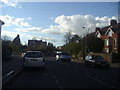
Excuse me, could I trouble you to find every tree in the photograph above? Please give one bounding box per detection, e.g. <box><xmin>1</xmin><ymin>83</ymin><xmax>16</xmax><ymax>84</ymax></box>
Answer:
<box><xmin>64</xmin><ymin>30</ymin><xmax>72</xmax><ymax>44</ymax></box>
<box><xmin>21</xmin><ymin>45</ymin><xmax>28</xmax><ymax>53</ymax></box>
<box><xmin>71</xmin><ymin>35</ymin><xmax>80</xmax><ymax>43</ymax></box>
<box><xmin>12</xmin><ymin>34</ymin><xmax>22</xmax><ymax>54</ymax></box>
<box><xmin>87</xmin><ymin>33</ymin><xmax>104</xmax><ymax>52</ymax></box>
<box><xmin>13</xmin><ymin>34</ymin><xmax>21</xmax><ymax>46</ymax></box>
<box><xmin>63</xmin><ymin>34</ymin><xmax>83</xmax><ymax>58</ymax></box>
<box><xmin>2</xmin><ymin>39</ymin><xmax>12</xmax><ymax>61</ymax></box>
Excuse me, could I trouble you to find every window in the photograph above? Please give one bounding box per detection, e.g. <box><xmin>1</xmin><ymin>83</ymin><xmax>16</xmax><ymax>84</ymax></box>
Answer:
<box><xmin>114</xmin><ymin>38</ymin><xmax>117</xmax><ymax>47</ymax></box>
<box><xmin>109</xmin><ymin>37</ymin><xmax>112</xmax><ymax>46</ymax></box>
<box><xmin>25</xmin><ymin>52</ymin><xmax>43</xmax><ymax>58</ymax></box>
<box><xmin>89</xmin><ymin>55</ymin><xmax>92</xmax><ymax>60</ymax></box>
<box><xmin>105</xmin><ymin>39</ymin><xmax>109</xmax><ymax>46</ymax></box>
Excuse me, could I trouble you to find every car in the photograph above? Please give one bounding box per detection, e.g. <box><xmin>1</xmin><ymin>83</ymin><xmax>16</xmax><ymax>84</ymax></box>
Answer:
<box><xmin>84</xmin><ymin>55</ymin><xmax>110</xmax><ymax>68</ymax></box>
<box><xmin>56</xmin><ymin>51</ymin><xmax>71</xmax><ymax>62</ymax></box>
<box><xmin>23</xmin><ymin>51</ymin><xmax>45</xmax><ymax>68</ymax></box>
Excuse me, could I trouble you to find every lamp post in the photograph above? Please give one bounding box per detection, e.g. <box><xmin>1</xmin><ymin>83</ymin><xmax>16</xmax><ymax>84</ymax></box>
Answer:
<box><xmin>83</xmin><ymin>26</ymin><xmax>89</xmax><ymax>57</ymax></box>
<box><xmin>0</xmin><ymin>20</ymin><xmax>4</xmax><ymax>38</ymax></box>
<box><xmin>0</xmin><ymin>20</ymin><xmax>4</xmax><ymax>90</ymax></box>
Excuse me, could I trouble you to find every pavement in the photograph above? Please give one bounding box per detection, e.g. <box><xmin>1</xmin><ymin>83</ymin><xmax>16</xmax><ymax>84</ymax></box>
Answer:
<box><xmin>110</xmin><ymin>63</ymin><xmax>120</xmax><ymax>68</ymax></box>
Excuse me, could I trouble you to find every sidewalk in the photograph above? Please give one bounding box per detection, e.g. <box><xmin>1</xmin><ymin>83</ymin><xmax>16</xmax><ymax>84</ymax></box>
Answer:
<box><xmin>110</xmin><ymin>63</ymin><xmax>120</xmax><ymax>68</ymax></box>
<box><xmin>2</xmin><ymin>55</ymin><xmax>23</xmax><ymax>76</ymax></box>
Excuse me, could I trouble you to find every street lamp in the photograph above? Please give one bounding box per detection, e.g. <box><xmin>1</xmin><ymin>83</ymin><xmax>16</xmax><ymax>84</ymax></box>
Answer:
<box><xmin>83</xmin><ymin>26</ymin><xmax>89</xmax><ymax>57</ymax></box>
<box><xmin>0</xmin><ymin>20</ymin><xmax>4</xmax><ymax>38</ymax></box>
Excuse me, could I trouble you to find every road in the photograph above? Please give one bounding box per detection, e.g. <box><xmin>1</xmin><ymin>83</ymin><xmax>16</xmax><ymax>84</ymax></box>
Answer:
<box><xmin>2</xmin><ymin>57</ymin><xmax>120</xmax><ymax>89</ymax></box>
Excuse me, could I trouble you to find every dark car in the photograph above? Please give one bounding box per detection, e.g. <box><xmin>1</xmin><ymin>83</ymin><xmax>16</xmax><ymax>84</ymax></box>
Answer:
<box><xmin>84</xmin><ymin>55</ymin><xmax>110</xmax><ymax>68</ymax></box>
<box><xmin>56</xmin><ymin>51</ymin><xmax>71</xmax><ymax>62</ymax></box>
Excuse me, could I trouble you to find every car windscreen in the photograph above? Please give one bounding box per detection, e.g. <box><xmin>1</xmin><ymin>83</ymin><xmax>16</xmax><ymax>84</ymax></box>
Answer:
<box><xmin>92</xmin><ymin>55</ymin><xmax>104</xmax><ymax>60</ymax></box>
<box><xmin>25</xmin><ymin>52</ymin><xmax>43</xmax><ymax>58</ymax></box>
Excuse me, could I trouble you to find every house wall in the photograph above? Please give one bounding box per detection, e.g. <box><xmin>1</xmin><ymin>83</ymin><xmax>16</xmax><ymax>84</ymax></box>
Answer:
<box><xmin>100</xmin><ymin>33</ymin><xmax>119</xmax><ymax>54</ymax></box>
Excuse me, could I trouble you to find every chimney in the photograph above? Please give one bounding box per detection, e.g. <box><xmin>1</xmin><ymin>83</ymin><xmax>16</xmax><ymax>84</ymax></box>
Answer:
<box><xmin>95</xmin><ymin>27</ymin><xmax>100</xmax><ymax>31</ymax></box>
<box><xmin>110</xmin><ymin>19</ymin><xmax>117</xmax><ymax>26</ymax></box>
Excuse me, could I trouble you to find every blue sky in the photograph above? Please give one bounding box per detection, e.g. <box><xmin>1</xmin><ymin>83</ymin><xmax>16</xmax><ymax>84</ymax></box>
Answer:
<box><xmin>0</xmin><ymin>1</ymin><xmax>118</xmax><ymax>46</ymax></box>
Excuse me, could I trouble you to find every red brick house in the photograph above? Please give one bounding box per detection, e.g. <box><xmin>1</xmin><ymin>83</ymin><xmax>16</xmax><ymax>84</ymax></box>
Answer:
<box><xmin>95</xmin><ymin>20</ymin><xmax>120</xmax><ymax>54</ymax></box>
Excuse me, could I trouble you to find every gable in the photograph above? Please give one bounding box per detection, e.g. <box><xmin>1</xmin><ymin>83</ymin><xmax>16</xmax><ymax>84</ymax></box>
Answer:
<box><xmin>105</xmin><ymin>28</ymin><xmax>114</xmax><ymax>37</ymax></box>
<box><xmin>96</xmin><ymin>31</ymin><xmax>101</xmax><ymax>38</ymax></box>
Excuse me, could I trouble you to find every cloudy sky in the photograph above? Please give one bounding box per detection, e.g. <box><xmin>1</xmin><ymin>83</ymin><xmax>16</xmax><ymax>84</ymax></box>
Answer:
<box><xmin>0</xmin><ymin>0</ymin><xmax>119</xmax><ymax>46</ymax></box>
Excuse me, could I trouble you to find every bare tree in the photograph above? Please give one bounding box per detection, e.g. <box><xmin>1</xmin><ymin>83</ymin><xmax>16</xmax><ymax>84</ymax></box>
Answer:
<box><xmin>64</xmin><ymin>30</ymin><xmax>72</xmax><ymax>44</ymax></box>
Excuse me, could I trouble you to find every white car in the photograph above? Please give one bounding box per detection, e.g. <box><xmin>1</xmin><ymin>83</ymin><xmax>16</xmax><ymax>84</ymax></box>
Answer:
<box><xmin>23</xmin><ymin>51</ymin><xmax>45</xmax><ymax>68</ymax></box>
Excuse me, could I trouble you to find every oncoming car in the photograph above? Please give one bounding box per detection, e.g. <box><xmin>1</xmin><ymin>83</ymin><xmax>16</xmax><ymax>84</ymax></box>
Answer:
<box><xmin>84</xmin><ymin>55</ymin><xmax>110</xmax><ymax>68</ymax></box>
<box><xmin>23</xmin><ymin>51</ymin><xmax>45</xmax><ymax>68</ymax></box>
<box><xmin>56</xmin><ymin>51</ymin><xmax>71</xmax><ymax>62</ymax></box>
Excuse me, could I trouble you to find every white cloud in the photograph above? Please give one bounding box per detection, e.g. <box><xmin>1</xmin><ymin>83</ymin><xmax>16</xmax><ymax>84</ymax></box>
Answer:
<box><xmin>15</xmin><ymin>27</ymin><xmax>42</xmax><ymax>32</ymax></box>
<box><xmin>49</xmin><ymin>15</ymin><xmax>118</xmax><ymax>36</ymax></box>
<box><xmin>41</xmin><ymin>25</ymin><xmax>64</xmax><ymax>35</ymax></box>
<box><xmin>1</xmin><ymin>30</ymin><xmax>57</xmax><ymax>44</ymax></box>
<box><xmin>0</xmin><ymin>0</ymin><xmax>21</xmax><ymax>8</ymax></box>
<box><xmin>1</xmin><ymin>30</ymin><xmax>18</xmax><ymax>40</ymax></box>
<box><xmin>14</xmin><ymin>14</ymin><xmax>118</xmax><ymax>37</ymax></box>
<box><xmin>1</xmin><ymin>14</ymin><xmax>117</xmax><ymax>46</ymax></box>
<box><xmin>0</xmin><ymin>15</ymin><xmax>31</xmax><ymax>27</ymax></box>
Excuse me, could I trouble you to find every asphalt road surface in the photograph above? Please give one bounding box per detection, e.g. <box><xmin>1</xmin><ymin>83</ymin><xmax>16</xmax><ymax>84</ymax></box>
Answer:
<box><xmin>3</xmin><ymin>57</ymin><xmax>120</xmax><ymax>89</ymax></box>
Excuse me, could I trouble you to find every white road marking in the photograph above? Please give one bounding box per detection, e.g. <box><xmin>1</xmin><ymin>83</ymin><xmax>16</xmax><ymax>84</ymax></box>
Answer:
<box><xmin>85</xmin><ymin>74</ymin><xmax>115</xmax><ymax>88</ymax></box>
<box><xmin>6</xmin><ymin>71</ymin><xmax>14</xmax><ymax>76</ymax></box>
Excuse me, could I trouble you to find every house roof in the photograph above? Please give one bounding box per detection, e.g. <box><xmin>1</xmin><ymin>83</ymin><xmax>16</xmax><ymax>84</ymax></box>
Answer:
<box><xmin>99</xmin><ymin>26</ymin><xmax>110</xmax><ymax>35</ymax></box>
<box><xmin>110</xmin><ymin>23</ymin><xmax>120</xmax><ymax>33</ymax></box>
<box><xmin>96</xmin><ymin>23</ymin><xmax>120</xmax><ymax>36</ymax></box>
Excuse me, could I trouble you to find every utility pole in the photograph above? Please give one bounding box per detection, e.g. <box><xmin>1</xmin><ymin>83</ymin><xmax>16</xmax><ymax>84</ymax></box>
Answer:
<box><xmin>0</xmin><ymin>20</ymin><xmax>4</xmax><ymax>90</ymax></box>
<box><xmin>0</xmin><ymin>20</ymin><xmax>4</xmax><ymax>38</ymax></box>
<box><xmin>83</xmin><ymin>26</ymin><xmax>89</xmax><ymax>57</ymax></box>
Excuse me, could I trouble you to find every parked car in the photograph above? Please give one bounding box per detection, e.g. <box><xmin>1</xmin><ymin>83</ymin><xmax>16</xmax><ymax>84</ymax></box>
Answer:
<box><xmin>84</xmin><ymin>55</ymin><xmax>110</xmax><ymax>68</ymax></box>
<box><xmin>56</xmin><ymin>51</ymin><xmax>71</xmax><ymax>62</ymax></box>
<box><xmin>23</xmin><ymin>51</ymin><xmax>45</xmax><ymax>68</ymax></box>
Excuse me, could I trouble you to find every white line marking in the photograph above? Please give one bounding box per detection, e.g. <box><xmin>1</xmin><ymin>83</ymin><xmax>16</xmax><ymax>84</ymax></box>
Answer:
<box><xmin>6</xmin><ymin>71</ymin><xmax>14</xmax><ymax>76</ymax></box>
<box><xmin>85</xmin><ymin>74</ymin><xmax>115</xmax><ymax>88</ymax></box>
